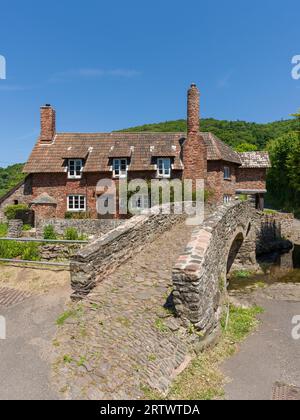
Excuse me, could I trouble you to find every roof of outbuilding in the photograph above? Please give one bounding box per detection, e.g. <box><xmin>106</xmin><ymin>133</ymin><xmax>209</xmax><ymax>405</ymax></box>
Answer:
<box><xmin>238</xmin><ymin>151</ymin><xmax>271</xmax><ymax>168</ymax></box>
<box><xmin>30</xmin><ymin>192</ymin><xmax>57</xmax><ymax>205</ymax></box>
<box><xmin>23</xmin><ymin>131</ymin><xmax>243</xmax><ymax>174</ymax></box>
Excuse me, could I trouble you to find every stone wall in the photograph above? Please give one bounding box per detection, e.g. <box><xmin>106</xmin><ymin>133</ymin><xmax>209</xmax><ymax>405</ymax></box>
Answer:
<box><xmin>172</xmin><ymin>200</ymin><xmax>255</xmax><ymax>338</ymax></box>
<box><xmin>36</xmin><ymin>218</ymin><xmax>124</xmax><ymax>238</ymax></box>
<box><xmin>40</xmin><ymin>243</ymin><xmax>83</xmax><ymax>261</ymax></box>
<box><xmin>70</xmin><ymin>205</ymin><xmax>186</xmax><ymax>298</ymax></box>
<box><xmin>254</xmin><ymin>211</ymin><xmax>293</xmax><ymax>255</ymax></box>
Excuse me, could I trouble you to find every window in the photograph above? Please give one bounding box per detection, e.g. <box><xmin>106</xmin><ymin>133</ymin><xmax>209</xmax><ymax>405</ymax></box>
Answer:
<box><xmin>68</xmin><ymin>159</ymin><xmax>83</xmax><ymax>179</ymax></box>
<box><xmin>157</xmin><ymin>158</ymin><xmax>171</xmax><ymax>178</ymax></box>
<box><xmin>223</xmin><ymin>194</ymin><xmax>231</xmax><ymax>204</ymax></box>
<box><xmin>224</xmin><ymin>166</ymin><xmax>231</xmax><ymax>180</ymax></box>
<box><xmin>113</xmin><ymin>159</ymin><xmax>128</xmax><ymax>178</ymax></box>
<box><xmin>68</xmin><ymin>195</ymin><xmax>86</xmax><ymax>211</ymax></box>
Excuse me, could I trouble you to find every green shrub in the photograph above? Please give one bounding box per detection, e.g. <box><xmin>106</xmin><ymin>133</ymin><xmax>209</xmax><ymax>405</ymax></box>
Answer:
<box><xmin>43</xmin><ymin>225</ymin><xmax>57</xmax><ymax>240</ymax></box>
<box><xmin>0</xmin><ymin>223</ymin><xmax>8</xmax><ymax>237</ymax></box>
<box><xmin>4</xmin><ymin>204</ymin><xmax>29</xmax><ymax>220</ymax></box>
<box><xmin>0</xmin><ymin>240</ymin><xmax>40</xmax><ymax>261</ymax></box>
<box><xmin>64</xmin><ymin>227</ymin><xmax>79</xmax><ymax>241</ymax></box>
<box><xmin>22</xmin><ymin>224</ymin><xmax>32</xmax><ymax>231</ymax></box>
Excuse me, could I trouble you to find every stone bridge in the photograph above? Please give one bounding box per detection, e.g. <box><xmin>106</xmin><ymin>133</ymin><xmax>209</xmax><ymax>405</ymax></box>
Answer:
<box><xmin>172</xmin><ymin>200</ymin><xmax>257</xmax><ymax>340</ymax></box>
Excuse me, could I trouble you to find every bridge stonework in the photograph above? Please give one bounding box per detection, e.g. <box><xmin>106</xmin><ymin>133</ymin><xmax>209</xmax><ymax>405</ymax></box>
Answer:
<box><xmin>172</xmin><ymin>201</ymin><xmax>255</xmax><ymax>339</ymax></box>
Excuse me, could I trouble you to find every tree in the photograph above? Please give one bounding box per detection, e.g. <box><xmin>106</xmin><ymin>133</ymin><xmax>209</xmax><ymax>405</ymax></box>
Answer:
<box><xmin>234</xmin><ymin>143</ymin><xmax>258</xmax><ymax>152</ymax></box>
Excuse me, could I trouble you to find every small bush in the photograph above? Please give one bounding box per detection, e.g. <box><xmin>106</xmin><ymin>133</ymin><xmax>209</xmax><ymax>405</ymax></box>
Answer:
<box><xmin>22</xmin><ymin>224</ymin><xmax>32</xmax><ymax>231</ymax></box>
<box><xmin>43</xmin><ymin>225</ymin><xmax>57</xmax><ymax>240</ymax></box>
<box><xmin>4</xmin><ymin>204</ymin><xmax>29</xmax><ymax>220</ymax></box>
<box><xmin>64</xmin><ymin>227</ymin><xmax>79</xmax><ymax>241</ymax></box>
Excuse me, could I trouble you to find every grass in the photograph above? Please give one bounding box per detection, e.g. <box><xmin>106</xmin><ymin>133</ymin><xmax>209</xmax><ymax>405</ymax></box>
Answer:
<box><xmin>154</xmin><ymin>318</ymin><xmax>169</xmax><ymax>333</ymax></box>
<box><xmin>0</xmin><ymin>223</ymin><xmax>8</xmax><ymax>237</ymax></box>
<box><xmin>155</xmin><ymin>305</ymin><xmax>263</xmax><ymax>400</ymax></box>
<box><xmin>232</xmin><ymin>270</ymin><xmax>252</xmax><ymax>279</ymax></box>
<box><xmin>56</xmin><ymin>305</ymin><xmax>84</xmax><ymax>326</ymax></box>
<box><xmin>263</xmin><ymin>209</ymin><xmax>278</xmax><ymax>215</ymax></box>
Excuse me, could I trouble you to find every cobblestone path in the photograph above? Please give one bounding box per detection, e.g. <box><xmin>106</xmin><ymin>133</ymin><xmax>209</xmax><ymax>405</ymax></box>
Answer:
<box><xmin>52</xmin><ymin>221</ymin><xmax>194</xmax><ymax>400</ymax></box>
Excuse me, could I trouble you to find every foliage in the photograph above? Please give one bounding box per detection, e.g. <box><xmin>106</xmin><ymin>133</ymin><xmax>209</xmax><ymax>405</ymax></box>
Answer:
<box><xmin>64</xmin><ymin>227</ymin><xmax>80</xmax><ymax>240</ymax></box>
<box><xmin>0</xmin><ymin>223</ymin><xmax>8</xmax><ymax>237</ymax></box>
<box><xmin>4</xmin><ymin>204</ymin><xmax>29</xmax><ymax>220</ymax></box>
<box><xmin>22</xmin><ymin>224</ymin><xmax>32</xmax><ymax>231</ymax></box>
<box><xmin>0</xmin><ymin>240</ymin><xmax>40</xmax><ymax>261</ymax></box>
<box><xmin>43</xmin><ymin>225</ymin><xmax>57</xmax><ymax>240</ymax></box>
<box><xmin>234</xmin><ymin>143</ymin><xmax>258</xmax><ymax>152</ymax></box>
<box><xmin>118</xmin><ymin>117</ymin><xmax>299</xmax><ymax>150</ymax></box>
<box><xmin>0</xmin><ymin>163</ymin><xmax>25</xmax><ymax>198</ymax></box>
<box><xmin>266</xmin><ymin>131</ymin><xmax>300</xmax><ymax>215</ymax></box>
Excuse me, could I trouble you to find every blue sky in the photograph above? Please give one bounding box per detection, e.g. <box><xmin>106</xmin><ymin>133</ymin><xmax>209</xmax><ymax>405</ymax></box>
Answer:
<box><xmin>0</xmin><ymin>0</ymin><xmax>299</xmax><ymax>165</ymax></box>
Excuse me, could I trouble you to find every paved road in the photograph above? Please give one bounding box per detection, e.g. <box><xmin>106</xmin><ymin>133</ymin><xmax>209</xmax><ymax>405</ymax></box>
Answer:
<box><xmin>0</xmin><ymin>287</ymin><xmax>70</xmax><ymax>400</ymax></box>
<box><xmin>223</xmin><ymin>284</ymin><xmax>300</xmax><ymax>400</ymax></box>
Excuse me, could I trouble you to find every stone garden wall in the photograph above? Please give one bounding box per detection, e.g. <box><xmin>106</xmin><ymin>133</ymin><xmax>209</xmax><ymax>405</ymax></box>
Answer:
<box><xmin>70</xmin><ymin>205</ymin><xmax>186</xmax><ymax>298</ymax></box>
<box><xmin>36</xmin><ymin>218</ymin><xmax>124</xmax><ymax>238</ymax></box>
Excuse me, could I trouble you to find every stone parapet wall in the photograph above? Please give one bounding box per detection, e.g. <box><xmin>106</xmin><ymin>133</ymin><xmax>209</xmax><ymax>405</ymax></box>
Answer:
<box><xmin>70</xmin><ymin>205</ymin><xmax>186</xmax><ymax>298</ymax></box>
<box><xmin>172</xmin><ymin>200</ymin><xmax>254</xmax><ymax>337</ymax></box>
<box><xmin>36</xmin><ymin>218</ymin><xmax>124</xmax><ymax>238</ymax></box>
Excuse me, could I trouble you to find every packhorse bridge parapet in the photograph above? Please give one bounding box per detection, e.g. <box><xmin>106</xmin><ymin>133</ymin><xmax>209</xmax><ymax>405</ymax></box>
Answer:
<box><xmin>172</xmin><ymin>200</ymin><xmax>257</xmax><ymax>339</ymax></box>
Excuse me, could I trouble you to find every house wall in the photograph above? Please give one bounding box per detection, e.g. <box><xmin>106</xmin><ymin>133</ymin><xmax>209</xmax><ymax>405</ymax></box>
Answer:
<box><xmin>30</xmin><ymin>170</ymin><xmax>184</xmax><ymax>220</ymax></box>
<box><xmin>206</xmin><ymin>161</ymin><xmax>237</xmax><ymax>203</ymax></box>
<box><xmin>236</xmin><ymin>168</ymin><xmax>267</xmax><ymax>191</ymax></box>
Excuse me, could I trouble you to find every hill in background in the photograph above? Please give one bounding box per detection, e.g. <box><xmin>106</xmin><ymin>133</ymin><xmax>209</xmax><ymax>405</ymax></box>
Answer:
<box><xmin>119</xmin><ymin>118</ymin><xmax>297</xmax><ymax>150</ymax></box>
<box><xmin>0</xmin><ymin>163</ymin><xmax>25</xmax><ymax>198</ymax></box>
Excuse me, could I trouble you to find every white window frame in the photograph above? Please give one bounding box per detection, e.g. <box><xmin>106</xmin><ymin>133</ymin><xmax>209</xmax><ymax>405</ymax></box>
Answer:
<box><xmin>224</xmin><ymin>166</ymin><xmax>231</xmax><ymax>180</ymax></box>
<box><xmin>67</xmin><ymin>195</ymin><xmax>86</xmax><ymax>212</ymax></box>
<box><xmin>68</xmin><ymin>159</ymin><xmax>83</xmax><ymax>179</ymax></box>
<box><xmin>112</xmin><ymin>158</ymin><xmax>128</xmax><ymax>178</ymax></box>
<box><xmin>157</xmin><ymin>158</ymin><xmax>171</xmax><ymax>178</ymax></box>
<box><xmin>223</xmin><ymin>194</ymin><xmax>231</xmax><ymax>204</ymax></box>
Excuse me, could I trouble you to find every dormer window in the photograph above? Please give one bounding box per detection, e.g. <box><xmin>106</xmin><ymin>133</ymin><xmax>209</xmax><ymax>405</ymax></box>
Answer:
<box><xmin>68</xmin><ymin>159</ymin><xmax>83</xmax><ymax>179</ymax></box>
<box><xmin>113</xmin><ymin>158</ymin><xmax>128</xmax><ymax>178</ymax></box>
<box><xmin>157</xmin><ymin>158</ymin><xmax>171</xmax><ymax>178</ymax></box>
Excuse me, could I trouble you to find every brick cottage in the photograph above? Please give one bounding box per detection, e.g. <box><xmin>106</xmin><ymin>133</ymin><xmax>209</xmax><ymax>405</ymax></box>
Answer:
<box><xmin>0</xmin><ymin>84</ymin><xmax>271</xmax><ymax>221</ymax></box>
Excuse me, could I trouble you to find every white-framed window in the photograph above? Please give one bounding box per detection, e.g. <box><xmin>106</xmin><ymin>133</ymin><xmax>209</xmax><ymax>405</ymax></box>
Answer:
<box><xmin>224</xmin><ymin>166</ymin><xmax>231</xmax><ymax>180</ymax></box>
<box><xmin>68</xmin><ymin>159</ymin><xmax>83</xmax><ymax>179</ymax></box>
<box><xmin>112</xmin><ymin>158</ymin><xmax>128</xmax><ymax>178</ymax></box>
<box><xmin>223</xmin><ymin>194</ymin><xmax>231</xmax><ymax>204</ymax></box>
<box><xmin>67</xmin><ymin>195</ymin><xmax>86</xmax><ymax>211</ymax></box>
<box><xmin>157</xmin><ymin>158</ymin><xmax>171</xmax><ymax>178</ymax></box>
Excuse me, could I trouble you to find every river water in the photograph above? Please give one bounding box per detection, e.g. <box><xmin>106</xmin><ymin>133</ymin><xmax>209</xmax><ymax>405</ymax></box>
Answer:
<box><xmin>229</xmin><ymin>245</ymin><xmax>300</xmax><ymax>291</ymax></box>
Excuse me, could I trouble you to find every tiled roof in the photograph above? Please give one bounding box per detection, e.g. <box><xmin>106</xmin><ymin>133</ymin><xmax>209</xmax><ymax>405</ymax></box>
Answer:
<box><xmin>239</xmin><ymin>152</ymin><xmax>271</xmax><ymax>168</ymax></box>
<box><xmin>23</xmin><ymin>131</ymin><xmax>242</xmax><ymax>174</ymax></box>
<box><xmin>202</xmin><ymin>132</ymin><xmax>241</xmax><ymax>164</ymax></box>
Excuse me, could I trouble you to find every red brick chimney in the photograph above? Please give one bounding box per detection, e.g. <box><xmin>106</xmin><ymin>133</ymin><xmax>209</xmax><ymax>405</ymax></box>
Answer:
<box><xmin>40</xmin><ymin>104</ymin><xmax>56</xmax><ymax>142</ymax></box>
<box><xmin>183</xmin><ymin>84</ymin><xmax>207</xmax><ymax>186</ymax></box>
